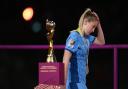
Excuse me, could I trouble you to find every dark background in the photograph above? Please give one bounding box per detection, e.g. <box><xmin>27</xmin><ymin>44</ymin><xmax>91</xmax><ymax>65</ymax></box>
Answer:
<box><xmin>0</xmin><ymin>0</ymin><xmax>128</xmax><ymax>89</ymax></box>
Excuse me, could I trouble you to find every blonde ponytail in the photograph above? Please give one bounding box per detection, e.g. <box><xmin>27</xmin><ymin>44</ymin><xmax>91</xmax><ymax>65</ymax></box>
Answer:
<box><xmin>78</xmin><ymin>8</ymin><xmax>92</xmax><ymax>29</ymax></box>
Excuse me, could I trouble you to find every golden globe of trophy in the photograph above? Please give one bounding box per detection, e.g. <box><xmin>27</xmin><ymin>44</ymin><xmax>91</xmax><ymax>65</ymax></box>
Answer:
<box><xmin>46</xmin><ymin>19</ymin><xmax>56</xmax><ymax>62</ymax></box>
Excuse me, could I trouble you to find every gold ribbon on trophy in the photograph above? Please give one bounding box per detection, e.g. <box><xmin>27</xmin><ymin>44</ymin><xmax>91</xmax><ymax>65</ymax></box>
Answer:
<box><xmin>46</xmin><ymin>19</ymin><xmax>56</xmax><ymax>62</ymax></box>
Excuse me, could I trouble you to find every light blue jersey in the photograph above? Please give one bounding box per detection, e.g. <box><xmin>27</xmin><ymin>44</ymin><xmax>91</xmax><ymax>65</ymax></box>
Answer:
<box><xmin>65</xmin><ymin>29</ymin><xmax>95</xmax><ymax>89</ymax></box>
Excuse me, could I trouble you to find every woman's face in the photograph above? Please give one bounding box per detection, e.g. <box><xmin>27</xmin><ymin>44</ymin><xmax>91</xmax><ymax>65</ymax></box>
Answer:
<box><xmin>82</xmin><ymin>19</ymin><xmax>98</xmax><ymax>35</ymax></box>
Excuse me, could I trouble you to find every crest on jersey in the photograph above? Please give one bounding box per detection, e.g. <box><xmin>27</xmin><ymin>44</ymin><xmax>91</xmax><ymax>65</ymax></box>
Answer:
<box><xmin>68</xmin><ymin>39</ymin><xmax>75</xmax><ymax>48</ymax></box>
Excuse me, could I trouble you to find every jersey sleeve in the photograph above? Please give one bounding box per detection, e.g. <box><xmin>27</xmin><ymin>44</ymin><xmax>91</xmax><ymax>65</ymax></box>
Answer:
<box><xmin>65</xmin><ymin>31</ymin><xmax>79</xmax><ymax>53</ymax></box>
<box><xmin>87</xmin><ymin>35</ymin><xmax>96</xmax><ymax>45</ymax></box>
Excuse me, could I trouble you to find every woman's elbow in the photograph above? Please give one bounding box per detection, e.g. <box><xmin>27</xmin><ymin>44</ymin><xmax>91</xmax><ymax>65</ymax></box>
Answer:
<box><xmin>94</xmin><ymin>39</ymin><xmax>105</xmax><ymax>45</ymax></box>
<box><xmin>100</xmin><ymin>40</ymin><xmax>105</xmax><ymax>45</ymax></box>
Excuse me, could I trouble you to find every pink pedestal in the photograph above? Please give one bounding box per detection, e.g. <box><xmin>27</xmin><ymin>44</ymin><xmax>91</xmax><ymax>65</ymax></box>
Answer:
<box><xmin>39</xmin><ymin>62</ymin><xmax>64</xmax><ymax>85</ymax></box>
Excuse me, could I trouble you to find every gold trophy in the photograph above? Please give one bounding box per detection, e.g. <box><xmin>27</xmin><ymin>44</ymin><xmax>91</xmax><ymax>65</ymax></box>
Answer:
<box><xmin>46</xmin><ymin>19</ymin><xmax>56</xmax><ymax>62</ymax></box>
<box><xmin>34</xmin><ymin>19</ymin><xmax>64</xmax><ymax>89</ymax></box>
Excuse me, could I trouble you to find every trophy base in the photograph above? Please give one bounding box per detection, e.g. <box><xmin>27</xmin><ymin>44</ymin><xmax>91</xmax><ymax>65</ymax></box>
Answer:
<box><xmin>38</xmin><ymin>62</ymin><xmax>64</xmax><ymax>85</ymax></box>
<box><xmin>34</xmin><ymin>84</ymin><xmax>64</xmax><ymax>89</ymax></box>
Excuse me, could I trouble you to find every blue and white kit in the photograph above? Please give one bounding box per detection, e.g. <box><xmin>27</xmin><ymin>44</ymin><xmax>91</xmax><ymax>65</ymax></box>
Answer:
<box><xmin>65</xmin><ymin>28</ymin><xmax>95</xmax><ymax>89</ymax></box>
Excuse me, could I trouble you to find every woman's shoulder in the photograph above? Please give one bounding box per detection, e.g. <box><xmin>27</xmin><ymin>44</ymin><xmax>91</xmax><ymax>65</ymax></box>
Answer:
<box><xmin>69</xmin><ymin>30</ymin><xmax>79</xmax><ymax>37</ymax></box>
